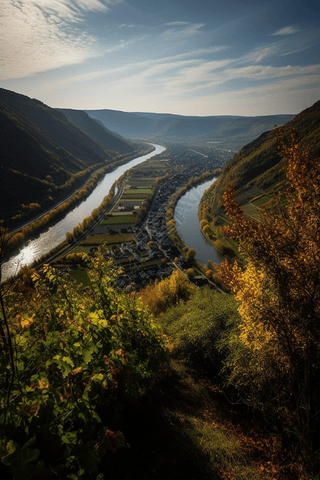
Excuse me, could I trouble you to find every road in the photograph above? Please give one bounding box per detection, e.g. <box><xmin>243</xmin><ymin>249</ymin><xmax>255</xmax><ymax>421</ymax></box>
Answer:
<box><xmin>38</xmin><ymin>180</ymin><xmax>125</xmax><ymax>267</ymax></box>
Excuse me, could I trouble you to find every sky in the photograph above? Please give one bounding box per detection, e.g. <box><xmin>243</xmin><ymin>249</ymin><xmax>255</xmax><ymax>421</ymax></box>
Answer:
<box><xmin>1</xmin><ymin>0</ymin><xmax>320</xmax><ymax>116</ymax></box>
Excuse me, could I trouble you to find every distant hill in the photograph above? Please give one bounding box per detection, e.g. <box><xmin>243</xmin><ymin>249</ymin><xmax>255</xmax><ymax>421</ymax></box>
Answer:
<box><xmin>85</xmin><ymin>108</ymin><xmax>295</xmax><ymax>151</ymax></box>
<box><xmin>57</xmin><ymin>108</ymin><xmax>135</xmax><ymax>154</ymax></box>
<box><xmin>207</xmin><ymin>100</ymin><xmax>320</xmax><ymax>217</ymax></box>
<box><xmin>0</xmin><ymin>89</ymin><xmax>135</xmax><ymax>224</ymax></box>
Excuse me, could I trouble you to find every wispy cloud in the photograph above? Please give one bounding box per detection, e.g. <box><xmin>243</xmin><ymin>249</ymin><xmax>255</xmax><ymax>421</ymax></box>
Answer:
<box><xmin>54</xmin><ymin>45</ymin><xmax>228</xmax><ymax>85</ymax></box>
<box><xmin>271</xmin><ymin>26</ymin><xmax>300</xmax><ymax>36</ymax></box>
<box><xmin>164</xmin><ymin>21</ymin><xmax>189</xmax><ymax>26</ymax></box>
<box><xmin>0</xmin><ymin>0</ymin><xmax>119</xmax><ymax>80</ymax></box>
<box><xmin>161</xmin><ymin>22</ymin><xmax>205</xmax><ymax>39</ymax></box>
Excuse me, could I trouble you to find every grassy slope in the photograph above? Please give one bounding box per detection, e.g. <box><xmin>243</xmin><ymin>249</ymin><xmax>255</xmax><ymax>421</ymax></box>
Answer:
<box><xmin>102</xmin><ymin>288</ymin><xmax>282</xmax><ymax>479</ymax></box>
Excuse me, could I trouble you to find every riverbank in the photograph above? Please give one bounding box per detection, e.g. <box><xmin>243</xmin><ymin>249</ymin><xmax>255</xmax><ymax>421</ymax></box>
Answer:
<box><xmin>1</xmin><ymin>144</ymin><xmax>165</xmax><ymax>282</ymax></box>
<box><xmin>198</xmin><ymin>182</ymin><xmax>238</xmax><ymax>258</ymax></box>
<box><xmin>3</xmin><ymin>145</ymin><xmax>154</xmax><ymax>261</ymax></box>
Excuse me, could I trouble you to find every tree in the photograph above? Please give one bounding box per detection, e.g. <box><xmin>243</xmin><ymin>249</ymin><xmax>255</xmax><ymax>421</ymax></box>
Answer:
<box><xmin>185</xmin><ymin>248</ymin><xmax>196</xmax><ymax>262</ymax></box>
<box><xmin>216</xmin><ymin>128</ymin><xmax>320</xmax><ymax>464</ymax></box>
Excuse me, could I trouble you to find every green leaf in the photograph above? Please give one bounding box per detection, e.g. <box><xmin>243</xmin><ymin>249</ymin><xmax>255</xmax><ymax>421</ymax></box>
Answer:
<box><xmin>23</xmin><ymin>448</ymin><xmax>40</xmax><ymax>464</ymax></box>
<box><xmin>61</xmin><ymin>431</ymin><xmax>78</xmax><ymax>444</ymax></box>
<box><xmin>21</xmin><ymin>436</ymin><xmax>36</xmax><ymax>451</ymax></box>
<box><xmin>82</xmin><ymin>349</ymin><xmax>93</xmax><ymax>364</ymax></box>
<box><xmin>62</xmin><ymin>356</ymin><xmax>74</xmax><ymax>367</ymax></box>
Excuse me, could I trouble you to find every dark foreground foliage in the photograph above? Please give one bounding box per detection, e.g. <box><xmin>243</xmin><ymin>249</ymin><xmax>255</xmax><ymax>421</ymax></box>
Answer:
<box><xmin>0</xmin><ymin>249</ymin><xmax>166</xmax><ymax>479</ymax></box>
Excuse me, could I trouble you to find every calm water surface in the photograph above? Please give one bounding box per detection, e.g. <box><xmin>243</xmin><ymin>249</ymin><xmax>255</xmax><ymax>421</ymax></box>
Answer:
<box><xmin>2</xmin><ymin>144</ymin><xmax>165</xmax><ymax>281</ymax></box>
<box><xmin>174</xmin><ymin>179</ymin><xmax>223</xmax><ymax>266</ymax></box>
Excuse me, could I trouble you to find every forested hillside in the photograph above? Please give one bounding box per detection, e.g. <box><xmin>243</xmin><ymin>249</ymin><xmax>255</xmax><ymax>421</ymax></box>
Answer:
<box><xmin>204</xmin><ymin>99</ymin><xmax>320</xmax><ymax>216</ymax></box>
<box><xmin>57</xmin><ymin>109</ymin><xmax>135</xmax><ymax>154</ymax></box>
<box><xmin>0</xmin><ymin>89</ymin><xmax>136</xmax><ymax>225</ymax></box>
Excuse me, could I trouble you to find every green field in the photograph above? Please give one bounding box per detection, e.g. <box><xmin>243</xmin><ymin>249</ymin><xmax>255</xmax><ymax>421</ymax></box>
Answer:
<box><xmin>81</xmin><ymin>233</ymin><xmax>134</xmax><ymax>245</ymax></box>
<box><xmin>250</xmin><ymin>194</ymin><xmax>271</xmax><ymax>207</ymax></box>
<box><xmin>101</xmin><ymin>215</ymin><xmax>135</xmax><ymax>225</ymax></box>
<box><xmin>129</xmin><ymin>178</ymin><xmax>157</xmax><ymax>186</ymax></box>
<box><xmin>241</xmin><ymin>203</ymin><xmax>260</xmax><ymax>220</ymax></box>
<box><xmin>124</xmin><ymin>188</ymin><xmax>152</xmax><ymax>194</ymax></box>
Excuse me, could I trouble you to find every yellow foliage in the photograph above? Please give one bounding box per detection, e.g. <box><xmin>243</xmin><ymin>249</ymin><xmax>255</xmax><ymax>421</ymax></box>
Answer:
<box><xmin>139</xmin><ymin>270</ymin><xmax>195</xmax><ymax>316</ymax></box>
<box><xmin>216</xmin><ymin>128</ymin><xmax>320</xmax><ymax>456</ymax></box>
<box><xmin>20</xmin><ymin>314</ymin><xmax>35</xmax><ymax>329</ymax></box>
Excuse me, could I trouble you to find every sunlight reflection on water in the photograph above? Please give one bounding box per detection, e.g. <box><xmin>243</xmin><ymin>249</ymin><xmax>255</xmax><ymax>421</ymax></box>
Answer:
<box><xmin>2</xmin><ymin>144</ymin><xmax>165</xmax><ymax>281</ymax></box>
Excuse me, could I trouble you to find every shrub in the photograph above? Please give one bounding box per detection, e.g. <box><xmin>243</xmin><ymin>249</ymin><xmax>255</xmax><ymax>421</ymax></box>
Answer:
<box><xmin>139</xmin><ymin>270</ymin><xmax>195</xmax><ymax>316</ymax></box>
<box><xmin>0</xmin><ymin>250</ymin><xmax>167</xmax><ymax>479</ymax></box>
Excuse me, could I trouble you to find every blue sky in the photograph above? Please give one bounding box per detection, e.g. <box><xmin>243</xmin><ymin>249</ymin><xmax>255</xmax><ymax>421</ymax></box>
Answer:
<box><xmin>1</xmin><ymin>0</ymin><xmax>319</xmax><ymax>116</ymax></box>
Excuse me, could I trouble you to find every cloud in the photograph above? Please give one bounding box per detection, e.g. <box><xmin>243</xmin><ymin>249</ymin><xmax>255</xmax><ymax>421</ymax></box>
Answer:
<box><xmin>161</xmin><ymin>22</ymin><xmax>205</xmax><ymax>39</ymax></box>
<box><xmin>118</xmin><ymin>23</ymin><xmax>136</xmax><ymax>28</ymax></box>
<box><xmin>0</xmin><ymin>0</ymin><xmax>118</xmax><ymax>80</ymax></box>
<box><xmin>54</xmin><ymin>46</ymin><xmax>228</xmax><ymax>85</ymax></box>
<box><xmin>271</xmin><ymin>26</ymin><xmax>300</xmax><ymax>36</ymax></box>
<box><xmin>164</xmin><ymin>21</ymin><xmax>189</xmax><ymax>26</ymax></box>
<box><xmin>223</xmin><ymin>64</ymin><xmax>320</xmax><ymax>81</ymax></box>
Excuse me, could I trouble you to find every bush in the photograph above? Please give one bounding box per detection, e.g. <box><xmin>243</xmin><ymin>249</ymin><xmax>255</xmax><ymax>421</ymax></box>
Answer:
<box><xmin>139</xmin><ymin>270</ymin><xmax>195</xmax><ymax>316</ymax></box>
<box><xmin>0</xmin><ymin>250</ymin><xmax>167</xmax><ymax>479</ymax></box>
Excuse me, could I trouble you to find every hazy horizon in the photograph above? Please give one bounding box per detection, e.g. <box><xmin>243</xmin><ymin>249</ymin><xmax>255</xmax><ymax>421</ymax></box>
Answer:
<box><xmin>1</xmin><ymin>0</ymin><xmax>319</xmax><ymax>117</ymax></box>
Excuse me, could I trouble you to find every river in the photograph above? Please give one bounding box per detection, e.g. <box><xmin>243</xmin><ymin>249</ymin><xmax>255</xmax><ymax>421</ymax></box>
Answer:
<box><xmin>174</xmin><ymin>179</ymin><xmax>223</xmax><ymax>266</ymax></box>
<box><xmin>2</xmin><ymin>144</ymin><xmax>166</xmax><ymax>281</ymax></box>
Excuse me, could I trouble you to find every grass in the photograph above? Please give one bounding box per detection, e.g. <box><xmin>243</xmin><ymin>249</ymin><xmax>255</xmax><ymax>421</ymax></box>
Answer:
<box><xmin>101</xmin><ymin>215</ymin><xmax>135</xmax><ymax>224</ymax></box>
<box><xmin>251</xmin><ymin>195</ymin><xmax>271</xmax><ymax>207</ymax></box>
<box><xmin>80</xmin><ymin>233</ymin><xmax>134</xmax><ymax>245</ymax></box>
<box><xmin>158</xmin><ymin>287</ymin><xmax>239</xmax><ymax>354</ymax></box>
<box><xmin>125</xmin><ymin>188</ymin><xmax>152</xmax><ymax>194</ymax></box>
<box><xmin>103</xmin><ymin>286</ymin><xmax>282</xmax><ymax>480</ymax></box>
<box><xmin>103</xmin><ymin>358</ymin><xmax>271</xmax><ymax>480</ymax></box>
<box><xmin>241</xmin><ymin>203</ymin><xmax>260</xmax><ymax>220</ymax></box>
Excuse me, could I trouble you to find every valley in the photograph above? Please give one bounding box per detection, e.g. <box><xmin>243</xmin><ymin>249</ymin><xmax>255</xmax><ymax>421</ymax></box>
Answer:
<box><xmin>39</xmin><ymin>143</ymin><xmax>231</xmax><ymax>291</ymax></box>
<box><xmin>1</xmin><ymin>88</ymin><xmax>320</xmax><ymax>480</ymax></box>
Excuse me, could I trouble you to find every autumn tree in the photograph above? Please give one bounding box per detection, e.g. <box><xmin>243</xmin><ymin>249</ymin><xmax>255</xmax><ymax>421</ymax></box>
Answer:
<box><xmin>216</xmin><ymin>128</ymin><xmax>320</xmax><ymax>465</ymax></box>
<box><xmin>185</xmin><ymin>248</ymin><xmax>196</xmax><ymax>262</ymax></box>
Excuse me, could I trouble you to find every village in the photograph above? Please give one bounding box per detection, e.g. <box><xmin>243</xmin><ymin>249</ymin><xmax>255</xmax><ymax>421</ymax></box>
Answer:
<box><xmin>54</xmin><ymin>144</ymin><xmax>231</xmax><ymax>290</ymax></box>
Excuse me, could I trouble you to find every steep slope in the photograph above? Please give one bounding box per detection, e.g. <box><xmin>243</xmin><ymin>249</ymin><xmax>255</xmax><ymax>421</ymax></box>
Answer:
<box><xmin>0</xmin><ymin>88</ymin><xmax>136</xmax><ymax>224</ymax></box>
<box><xmin>207</xmin><ymin>100</ymin><xmax>320</xmax><ymax>215</ymax></box>
<box><xmin>85</xmin><ymin>108</ymin><xmax>294</xmax><ymax>150</ymax></box>
<box><xmin>57</xmin><ymin>108</ymin><xmax>135</xmax><ymax>154</ymax></box>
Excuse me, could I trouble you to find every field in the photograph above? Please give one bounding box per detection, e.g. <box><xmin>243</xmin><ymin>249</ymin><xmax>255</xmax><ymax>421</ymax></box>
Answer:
<box><xmin>124</xmin><ymin>188</ymin><xmax>152</xmax><ymax>194</ymax></box>
<box><xmin>80</xmin><ymin>233</ymin><xmax>134</xmax><ymax>245</ymax></box>
<box><xmin>250</xmin><ymin>194</ymin><xmax>271</xmax><ymax>207</ymax></box>
<box><xmin>241</xmin><ymin>203</ymin><xmax>260</xmax><ymax>220</ymax></box>
<box><xmin>101</xmin><ymin>215</ymin><xmax>135</xmax><ymax>225</ymax></box>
